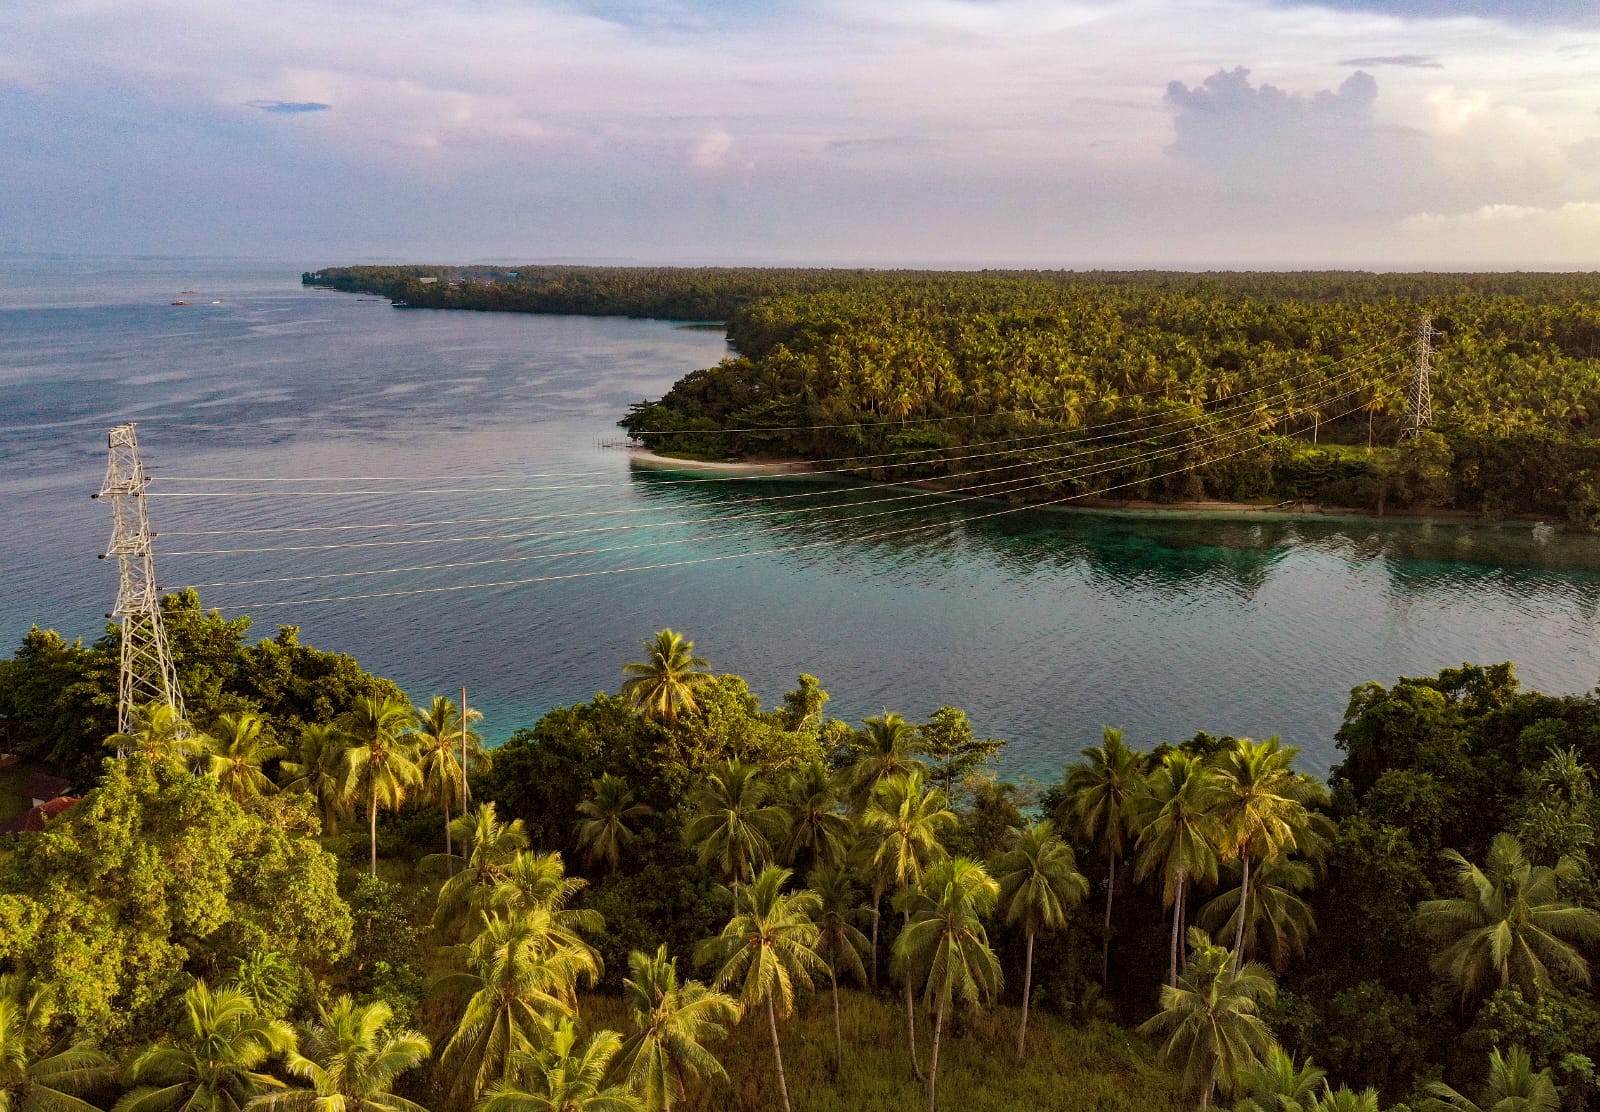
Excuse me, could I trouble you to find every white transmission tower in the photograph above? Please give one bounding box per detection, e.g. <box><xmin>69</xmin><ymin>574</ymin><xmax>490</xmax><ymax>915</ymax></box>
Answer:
<box><xmin>1401</xmin><ymin>312</ymin><xmax>1435</xmax><ymax>440</ymax></box>
<box><xmin>95</xmin><ymin>423</ymin><xmax>183</xmax><ymax>734</ymax></box>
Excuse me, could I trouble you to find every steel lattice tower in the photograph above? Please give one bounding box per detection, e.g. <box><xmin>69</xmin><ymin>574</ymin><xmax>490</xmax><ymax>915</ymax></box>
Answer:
<box><xmin>1401</xmin><ymin>312</ymin><xmax>1436</xmax><ymax>441</ymax></box>
<box><xmin>95</xmin><ymin>423</ymin><xmax>183</xmax><ymax>734</ymax></box>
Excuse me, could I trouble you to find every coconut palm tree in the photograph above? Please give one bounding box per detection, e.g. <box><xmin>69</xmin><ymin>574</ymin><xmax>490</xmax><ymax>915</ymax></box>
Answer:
<box><xmin>1135</xmin><ymin>752</ymin><xmax>1223</xmax><ymax>987</ymax></box>
<box><xmin>1138</xmin><ymin>928</ymin><xmax>1278</xmax><ymax>1109</ymax></box>
<box><xmin>844</xmin><ymin>713</ymin><xmax>924</xmax><ymax>814</ymax></box>
<box><xmin>1420</xmin><ymin>1047</ymin><xmax>1558</xmax><ymax>1112</ymax></box>
<box><xmin>105</xmin><ymin>701</ymin><xmax>206</xmax><ymax>763</ymax></box>
<box><xmin>436</xmin><ymin>913</ymin><xmax>593</xmax><ymax>1111</ymax></box>
<box><xmin>892</xmin><ymin>857</ymin><xmax>1003</xmax><ymax>1112</ymax></box>
<box><xmin>224</xmin><ymin>952</ymin><xmax>299</xmax><ymax>1021</ymax></box>
<box><xmin>0</xmin><ymin>973</ymin><xmax>115</xmax><ymax>1112</ymax></box>
<box><xmin>280</xmin><ymin>725</ymin><xmax>348</xmax><ymax>835</ymax></box>
<box><xmin>620</xmin><ymin>630</ymin><xmax>712</xmax><ymax>724</ymax></box>
<box><xmin>478</xmin><ymin>1020</ymin><xmax>641</xmax><ymax>1112</ymax></box>
<box><xmin>778</xmin><ymin>762</ymin><xmax>852</xmax><ymax>874</ymax></box>
<box><xmin>682</xmin><ymin>761</ymin><xmax>786</xmax><ymax>892</ymax></box>
<box><xmin>695</xmin><ymin>866</ymin><xmax>824</xmax><ymax>1112</ymax></box>
<box><xmin>615</xmin><ymin>947</ymin><xmax>739</xmax><ymax>1112</ymax></box>
<box><xmin>114</xmin><ymin>980</ymin><xmax>293</xmax><ymax>1112</ymax></box>
<box><xmin>250</xmin><ymin>996</ymin><xmax>429</xmax><ymax>1112</ymax></box>
<box><xmin>1310</xmin><ymin>1087</ymin><xmax>1382</xmax><ymax>1112</ymax></box>
<box><xmin>1211</xmin><ymin>738</ymin><xmax>1321</xmax><ymax>965</ymax></box>
<box><xmin>490</xmin><ymin>851</ymin><xmax>606</xmax><ymax>992</ymax></box>
<box><xmin>1062</xmin><ymin>726</ymin><xmax>1144</xmax><ymax>989</ymax></box>
<box><xmin>1233</xmin><ymin>1046</ymin><xmax>1326</xmax><ymax>1112</ymax></box>
<box><xmin>808</xmin><ymin>867</ymin><xmax>872</xmax><ymax>1076</ymax></box>
<box><xmin>1196</xmin><ymin>857</ymin><xmax>1316</xmax><ymax>971</ymax></box>
<box><xmin>433</xmin><ymin>803</ymin><xmax>532</xmax><ymax>937</ymax></box>
<box><xmin>858</xmin><ymin>770</ymin><xmax>955</xmax><ymax>1076</ymax></box>
<box><xmin>575</xmin><ymin>775</ymin><xmax>654</xmax><ymax>874</ymax></box>
<box><xmin>994</xmin><ymin>820</ymin><xmax>1088</xmax><ymax>1060</ymax></box>
<box><xmin>202</xmin><ymin>713</ymin><xmax>285</xmax><ymax>803</ymax></box>
<box><xmin>1416</xmin><ymin>832</ymin><xmax>1600</xmax><ymax>1003</ymax></box>
<box><xmin>413</xmin><ymin>695</ymin><xmax>490</xmax><ymax>864</ymax></box>
<box><xmin>339</xmin><ymin>694</ymin><xmax>421</xmax><ymax>878</ymax></box>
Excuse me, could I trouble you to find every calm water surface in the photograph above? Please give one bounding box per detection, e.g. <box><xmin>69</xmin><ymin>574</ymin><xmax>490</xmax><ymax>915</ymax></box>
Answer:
<box><xmin>4</xmin><ymin>259</ymin><xmax>1599</xmax><ymax>777</ymax></box>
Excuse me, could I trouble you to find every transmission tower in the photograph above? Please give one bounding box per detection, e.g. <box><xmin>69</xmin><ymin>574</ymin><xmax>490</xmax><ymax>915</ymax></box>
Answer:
<box><xmin>94</xmin><ymin>423</ymin><xmax>183</xmax><ymax>735</ymax></box>
<box><xmin>1401</xmin><ymin>312</ymin><xmax>1436</xmax><ymax>441</ymax></box>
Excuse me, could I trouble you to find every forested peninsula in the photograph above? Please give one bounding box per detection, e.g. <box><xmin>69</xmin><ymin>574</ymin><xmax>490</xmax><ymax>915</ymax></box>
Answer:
<box><xmin>306</xmin><ymin>265</ymin><xmax>1600</xmax><ymax>526</ymax></box>
<box><xmin>7</xmin><ymin>593</ymin><xmax>1600</xmax><ymax>1110</ymax></box>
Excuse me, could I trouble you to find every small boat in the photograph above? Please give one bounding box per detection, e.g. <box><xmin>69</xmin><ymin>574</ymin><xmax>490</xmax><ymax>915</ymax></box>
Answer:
<box><xmin>170</xmin><ymin>300</ymin><xmax>190</xmax><ymax>306</ymax></box>
<box><xmin>210</xmin><ymin>300</ymin><xmax>223</xmax><ymax>305</ymax></box>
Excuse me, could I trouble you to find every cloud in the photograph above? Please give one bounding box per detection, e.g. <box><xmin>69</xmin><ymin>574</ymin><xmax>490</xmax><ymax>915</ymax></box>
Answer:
<box><xmin>689</xmin><ymin>128</ymin><xmax>734</xmax><ymax>169</ymax></box>
<box><xmin>1164</xmin><ymin>67</ymin><xmax>1383</xmax><ymax>165</ymax></box>
<box><xmin>1337</xmin><ymin>53</ymin><xmax>1442</xmax><ymax>67</ymax></box>
<box><xmin>246</xmin><ymin>100</ymin><xmax>331</xmax><ymax>114</ymax></box>
<box><xmin>824</xmin><ymin>135</ymin><xmax>934</xmax><ymax>156</ymax></box>
<box><xmin>1273</xmin><ymin>0</ymin><xmax>1600</xmax><ymax>25</ymax></box>
<box><xmin>1398</xmin><ymin>201</ymin><xmax>1600</xmax><ymax>263</ymax></box>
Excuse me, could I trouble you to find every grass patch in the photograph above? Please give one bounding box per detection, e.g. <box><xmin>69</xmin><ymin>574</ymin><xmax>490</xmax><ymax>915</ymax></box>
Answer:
<box><xmin>581</xmin><ymin>988</ymin><xmax>1186</xmax><ymax>1112</ymax></box>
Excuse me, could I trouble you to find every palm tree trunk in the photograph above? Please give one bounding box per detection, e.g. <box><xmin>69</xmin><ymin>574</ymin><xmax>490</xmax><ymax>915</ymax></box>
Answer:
<box><xmin>905</xmin><ymin>912</ymin><xmax>925</xmax><ymax>1082</ymax></box>
<box><xmin>369</xmin><ymin>795</ymin><xmax>379</xmax><ymax>878</ymax></box>
<box><xmin>766</xmin><ymin>996</ymin><xmax>794</xmax><ymax>1112</ymax></box>
<box><xmin>1232</xmin><ymin>854</ymin><xmax>1251</xmax><ymax>967</ymax></box>
<box><xmin>1178</xmin><ymin>880</ymin><xmax>1189</xmax><ymax>974</ymax></box>
<box><xmin>1168</xmin><ymin>874</ymin><xmax>1185</xmax><ymax>987</ymax></box>
<box><xmin>927</xmin><ymin>999</ymin><xmax>946</xmax><ymax>1112</ymax></box>
<box><xmin>869</xmin><ymin>897</ymin><xmax>881</xmax><ymax>989</ymax></box>
<box><xmin>1016</xmin><ymin>930</ymin><xmax>1034</xmax><ymax>1061</ymax></box>
<box><xmin>1102</xmin><ymin>852</ymin><xmax>1116</xmax><ymax>989</ymax></box>
<box><xmin>831</xmin><ymin>971</ymin><xmax>844</xmax><ymax>1077</ymax></box>
<box><xmin>444</xmin><ymin>796</ymin><xmax>454</xmax><ymax>877</ymax></box>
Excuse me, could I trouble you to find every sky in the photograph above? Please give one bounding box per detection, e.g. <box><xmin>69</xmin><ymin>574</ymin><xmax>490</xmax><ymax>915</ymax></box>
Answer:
<box><xmin>4</xmin><ymin>0</ymin><xmax>1600</xmax><ymax>267</ymax></box>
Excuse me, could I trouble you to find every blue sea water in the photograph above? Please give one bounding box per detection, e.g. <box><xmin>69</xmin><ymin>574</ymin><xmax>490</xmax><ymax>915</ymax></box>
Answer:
<box><xmin>4</xmin><ymin>258</ymin><xmax>1600</xmax><ymax>778</ymax></box>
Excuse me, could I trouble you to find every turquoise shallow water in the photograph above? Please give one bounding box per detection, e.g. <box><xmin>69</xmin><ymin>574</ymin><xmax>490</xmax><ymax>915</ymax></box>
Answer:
<box><xmin>4</xmin><ymin>259</ymin><xmax>1599</xmax><ymax>778</ymax></box>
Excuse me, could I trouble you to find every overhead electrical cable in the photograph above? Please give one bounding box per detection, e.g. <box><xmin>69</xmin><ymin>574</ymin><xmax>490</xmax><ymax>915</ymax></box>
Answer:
<box><xmin>203</xmin><ymin>394</ymin><xmax>1378</xmax><ymax>611</ymax></box>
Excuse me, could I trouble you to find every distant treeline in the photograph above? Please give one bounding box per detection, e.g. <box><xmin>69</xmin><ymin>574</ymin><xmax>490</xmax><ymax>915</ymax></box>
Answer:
<box><xmin>304</xmin><ymin>265</ymin><xmax>1600</xmax><ymax>525</ymax></box>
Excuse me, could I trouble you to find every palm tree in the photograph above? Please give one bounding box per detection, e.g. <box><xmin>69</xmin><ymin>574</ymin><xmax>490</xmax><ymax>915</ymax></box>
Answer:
<box><xmin>433</xmin><ymin>803</ymin><xmax>531</xmax><ymax>937</ymax></box>
<box><xmin>575</xmin><ymin>775</ymin><xmax>654</xmax><ymax>873</ymax></box>
<box><xmin>478</xmin><ymin>1020</ymin><xmax>642</xmax><ymax>1112</ymax></box>
<box><xmin>1196</xmin><ymin>857</ymin><xmax>1316</xmax><ymax>971</ymax></box>
<box><xmin>414</xmin><ymin>695</ymin><xmax>490</xmax><ymax>864</ymax></box>
<box><xmin>892</xmin><ymin>858</ymin><xmax>1003</xmax><ymax>1112</ymax></box>
<box><xmin>615</xmin><ymin>947</ymin><xmax>739</xmax><ymax>1112</ymax></box>
<box><xmin>1211</xmin><ymin>738</ymin><xmax>1320</xmax><ymax>965</ymax></box>
<box><xmin>1416</xmin><ymin>832</ymin><xmax>1600</xmax><ymax>1002</ymax></box>
<box><xmin>105</xmin><ymin>701</ymin><xmax>206</xmax><ymax>763</ymax></box>
<box><xmin>682</xmin><ymin>761</ymin><xmax>786</xmax><ymax>892</ymax></box>
<box><xmin>778</xmin><ymin>763</ymin><xmax>853</xmax><ymax>874</ymax></box>
<box><xmin>994</xmin><ymin>820</ymin><xmax>1088</xmax><ymax>1060</ymax></box>
<box><xmin>695</xmin><ymin>866</ymin><xmax>824</xmax><ymax>1112</ymax></box>
<box><xmin>250</xmin><ymin>996</ymin><xmax>430</xmax><ymax>1112</ymax></box>
<box><xmin>1420</xmin><ymin>1047</ymin><xmax>1558</xmax><ymax>1112</ymax></box>
<box><xmin>114</xmin><ymin>980</ymin><xmax>293</xmax><ymax>1112</ymax></box>
<box><xmin>1309</xmin><ymin>1088</ymin><xmax>1381</xmax><ymax>1112</ymax></box>
<box><xmin>844</xmin><ymin>712</ymin><xmax>923</xmax><ymax>814</ymax></box>
<box><xmin>858</xmin><ymin>770</ymin><xmax>955</xmax><ymax>1076</ymax></box>
<box><xmin>0</xmin><ymin>973</ymin><xmax>115</xmax><ymax>1112</ymax></box>
<box><xmin>620</xmin><ymin>630</ymin><xmax>712</xmax><ymax>724</ymax></box>
<box><xmin>808</xmin><ymin>867</ymin><xmax>871</xmax><ymax>1076</ymax></box>
<box><xmin>490</xmin><ymin>852</ymin><xmax>606</xmax><ymax>992</ymax></box>
<box><xmin>280</xmin><ymin>725</ymin><xmax>348</xmax><ymax>835</ymax></box>
<box><xmin>339</xmin><ymin>693</ymin><xmax>421</xmax><ymax>878</ymax></box>
<box><xmin>1233</xmin><ymin>1046</ymin><xmax>1326</xmax><ymax>1112</ymax></box>
<box><xmin>436</xmin><ymin>913</ymin><xmax>592</xmax><ymax>1111</ymax></box>
<box><xmin>1062</xmin><ymin>726</ymin><xmax>1144</xmax><ymax>989</ymax></box>
<box><xmin>224</xmin><ymin>952</ymin><xmax>299</xmax><ymax>1021</ymax></box>
<box><xmin>1137</xmin><ymin>928</ymin><xmax>1278</xmax><ymax>1109</ymax></box>
<box><xmin>203</xmin><ymin>713</ymin><xmax>285</xmax><ymax>803</ymax></box>
<box><xmin>1135</xmin><ymin>751</ymin><xmax>1223</xmax><ymax>987</ymax></box>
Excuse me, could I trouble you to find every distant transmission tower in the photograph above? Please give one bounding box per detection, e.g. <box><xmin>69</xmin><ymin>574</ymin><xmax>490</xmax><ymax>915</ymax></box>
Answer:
<box><xmin>94</xmin><ymin>423</ymin><xmax>183</xmax><ymax>735</ymax></box>
<box><xmin>1401</xmin><ymin>312</ymin><xmax>1436</xmax><ymax>441</ymax></box>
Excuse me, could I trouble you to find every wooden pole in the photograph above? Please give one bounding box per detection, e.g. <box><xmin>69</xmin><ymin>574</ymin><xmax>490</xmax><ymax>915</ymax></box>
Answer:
<box><xmin>461</xmin><ymin>685</ymin><xmax>470</xmax><ymax>811</ymax></box>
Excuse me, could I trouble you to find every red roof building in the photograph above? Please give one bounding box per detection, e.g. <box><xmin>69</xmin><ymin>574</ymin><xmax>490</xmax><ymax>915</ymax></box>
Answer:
<box><xmin>0</xmin><ymin>795</ymin><xmax>78</xmax><ymax>834</ymax></box>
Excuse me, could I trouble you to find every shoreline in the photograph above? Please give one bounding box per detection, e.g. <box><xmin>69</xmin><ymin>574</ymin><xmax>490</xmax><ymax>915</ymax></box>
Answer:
<box><xmin>625</xmin><ymin>448</ymin><xmax>1560</xmax><ymax>528</ymax></box>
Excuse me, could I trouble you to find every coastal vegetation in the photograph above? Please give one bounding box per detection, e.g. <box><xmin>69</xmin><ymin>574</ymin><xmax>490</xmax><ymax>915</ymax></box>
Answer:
<box><xmin>306</xmin><ymin>265</ymin><xmax>1600</xmax><ymax>526</ymax></box>
<box><xmin>7</xmin><ymin>598</ymin><xmax>1600</xmax><ymax>1109</ymax></box>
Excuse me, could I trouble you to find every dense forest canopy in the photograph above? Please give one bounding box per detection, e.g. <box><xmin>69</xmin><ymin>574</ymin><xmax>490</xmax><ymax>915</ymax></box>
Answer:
<box><xmin>7</xmin><ymin>599</ymin><xmax>1600</xmax><ymax>1110</ymax></box>
<box><xmin>305</xmin><ymin>265</ymin><xmax>1600</xmax><ymax>526</ymax></box>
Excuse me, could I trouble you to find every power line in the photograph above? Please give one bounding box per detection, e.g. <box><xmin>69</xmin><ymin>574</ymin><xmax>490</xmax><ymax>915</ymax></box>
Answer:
<box><xmin>205</xmin><ymin>394</ymin><xmax>1377</xmax><ymax>611</ymax></box>
<box><xmin>153</xmin><ymin>358</ymin><xmax>1390</xmax><ymax>556</ymax></box>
